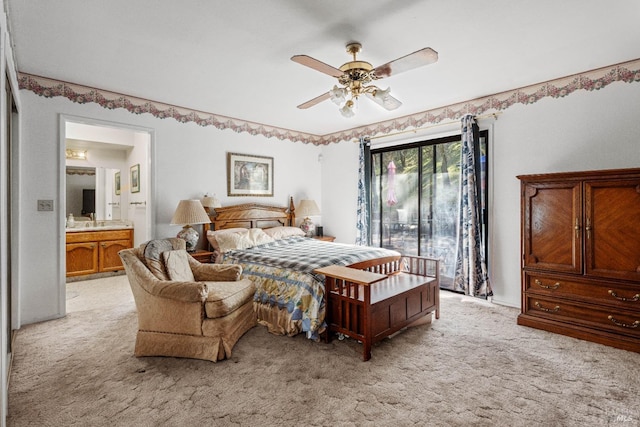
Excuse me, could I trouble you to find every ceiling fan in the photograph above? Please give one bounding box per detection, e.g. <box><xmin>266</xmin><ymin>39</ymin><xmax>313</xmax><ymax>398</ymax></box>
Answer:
<box><xmin>291</xmin><ymin>42</ymin><xmax>438</xmax><ymax>117</ymax></box>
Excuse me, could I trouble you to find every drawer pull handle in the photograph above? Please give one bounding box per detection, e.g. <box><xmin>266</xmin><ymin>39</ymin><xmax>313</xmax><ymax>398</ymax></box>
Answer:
<box><xmin>607</xmin><ymin>315</ymin><xmax>640</xmax><ymax>329</ymax></box>
<box><xmin>534</xmin><ymin>302</ymin><xmax>560</xmax><ymax>313</ymax></box>
<box><xmin>534</xmin><ymin>279</ymin><xmax>560</xmax><ymax>290</ymax></box>
<box><xmin>608</xmin><ymin>290</ymin><xmax>640</xmax><ymax>302</ymax></box>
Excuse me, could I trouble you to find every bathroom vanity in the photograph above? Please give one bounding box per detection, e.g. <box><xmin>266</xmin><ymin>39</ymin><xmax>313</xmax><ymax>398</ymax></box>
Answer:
<box><xmin>66</xmin><ymin>223</ymin><xmax>134</xmax><ymax>277</ymax></box>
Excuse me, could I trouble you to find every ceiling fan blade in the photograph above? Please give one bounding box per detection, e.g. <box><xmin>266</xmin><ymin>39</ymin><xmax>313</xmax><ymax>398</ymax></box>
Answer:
<box><xmin>297</xmin><ymin>92</ymin><xmax>331</xmax><ymax>109</ymax></box>
<box><xmin>373</xmin><ymin>47</ymin><xmax>438</xmax><ymax>79</ymax></box>
<box><xmin>291</xmin><ymin>55</ymin><xmax>344</xmax><ymax>78</ymax></box>
<box><xmin>366</xmin><ymin>91</ymin><xmax>402</xmax><ymax>111</ymax></box>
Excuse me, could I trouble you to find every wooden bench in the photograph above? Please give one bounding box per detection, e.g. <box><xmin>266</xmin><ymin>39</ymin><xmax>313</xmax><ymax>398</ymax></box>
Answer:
<box><xmin>315</xmin><ymin>256</ymin><xmax>439</xmax><ymax>361</ymax></box>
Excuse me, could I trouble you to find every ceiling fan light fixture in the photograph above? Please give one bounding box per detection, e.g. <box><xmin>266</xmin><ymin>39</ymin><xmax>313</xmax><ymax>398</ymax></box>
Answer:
<box><xmin>372</xmin><ymin>86</ymin><xmax>391</xmax><ymax>102</ymax></box>
<box><xmin>339</xmin><ymin>100</ymin><xmax>355</xmax><ymax>118</ymax></box>
<box><xmin>367</xmin><ymin>85</ymin><xmax>402</xmax><ymax>110</ymax></box>
<box><xmin>329</xmin><ymin>85</ymin><xmax>347</xmax><ymax>105</ymax></box>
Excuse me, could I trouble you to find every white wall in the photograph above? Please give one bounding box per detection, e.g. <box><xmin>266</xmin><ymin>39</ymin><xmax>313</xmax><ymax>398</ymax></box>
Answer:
<box><xmin>67</xmin><ymin>121</ymin><xmax>138</xmax><ymax>146</ymax></box>
<box><xmin>124</xmin><ymin>131</ymin><xmax>150</xmax><ymax>246</ymax></box>
<box><xmin>18</xmin><ymin>91</ymin><xmax>322</xmax><ymax>325</ymax></box>
<box><xmin>323</xmin><ymin>81</ymin><xmax>640</xmax><ymax>307</ymax></box>
<box><xmin>320</xmin><ymin>141</ymin><xmax>359</xmax><ymax>241</ymax></box>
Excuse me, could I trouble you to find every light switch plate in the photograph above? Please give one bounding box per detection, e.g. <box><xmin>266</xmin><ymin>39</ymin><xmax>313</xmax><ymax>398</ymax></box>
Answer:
<box><xmin>37</xmin><ymin>199</ymin><xmax>54</xmax><ymax>211</ymax></box>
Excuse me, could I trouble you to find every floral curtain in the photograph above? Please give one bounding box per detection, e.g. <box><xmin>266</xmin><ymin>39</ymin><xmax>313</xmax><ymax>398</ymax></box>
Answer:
<box><xmin>355</xmin><ymin>137</ymin><xmax>370</xmax><ymax>246</ymax></box>
<box><xmin>452</xmin><ymin>115</ymin><xmax>492</xmax><ymax>297</ymax></box>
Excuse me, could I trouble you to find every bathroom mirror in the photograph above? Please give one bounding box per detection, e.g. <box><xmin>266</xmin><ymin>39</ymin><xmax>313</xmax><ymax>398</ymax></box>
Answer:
<box><xmin>66</xmin><ymin>166</ymin><xmax>121</xmax><ymax>220</ymax></box>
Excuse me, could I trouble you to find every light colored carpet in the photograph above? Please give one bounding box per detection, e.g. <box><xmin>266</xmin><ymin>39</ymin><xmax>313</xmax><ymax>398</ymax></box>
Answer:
<box><xmin>8</xmin><ymin>276</ymin><xmax>640</xmax><ymax>426</ymax></box>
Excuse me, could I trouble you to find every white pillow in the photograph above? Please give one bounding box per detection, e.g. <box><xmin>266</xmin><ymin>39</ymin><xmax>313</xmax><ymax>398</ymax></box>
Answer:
<box><xmin>206</xmin><ymin>228</ymin><xmax>248</xmax><ymax>253</ymax></box>
<box><xmin>214</xmin><ymin>228</ymin><xmax>275</xmax><ymax>253</ymax></box>
<box><xmin>263</xmin><ymin>226</ymin><xmax>305</xmax><ymax>240</ymax></box>
<box><xmin>246</xmin><ymin>228</ymin><xmax>275</xmax><ymax>246</ymax></box>
<box><xmin>214</xmin><ymin>232</ymin><xmax>254</xmax><ymax>253</ymax></box>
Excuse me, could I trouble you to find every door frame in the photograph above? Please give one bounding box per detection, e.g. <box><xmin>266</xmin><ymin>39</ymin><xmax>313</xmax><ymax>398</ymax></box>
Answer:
<box><xmin>58</xmin><ymin>114</ymin><xmax>155</xmax><ymax>314</ymax></box>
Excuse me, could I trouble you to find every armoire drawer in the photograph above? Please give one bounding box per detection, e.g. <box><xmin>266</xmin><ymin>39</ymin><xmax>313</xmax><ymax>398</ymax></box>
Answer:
<box><xmin>523</xmin><ymin>296</ymin><xmax>640</xmax><ymax>339</ymax></box>
<box><xmin>524</xmin><ymin>272</ymin><xmax>640</xmax><ymax>311</ymax></box>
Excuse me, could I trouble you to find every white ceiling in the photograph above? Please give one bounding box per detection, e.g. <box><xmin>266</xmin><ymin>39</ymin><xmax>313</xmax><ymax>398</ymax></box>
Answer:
<box><xmin>6</xmin><ymin>0</ymin><xmax>640</xmax><ymax>137</ymax></box>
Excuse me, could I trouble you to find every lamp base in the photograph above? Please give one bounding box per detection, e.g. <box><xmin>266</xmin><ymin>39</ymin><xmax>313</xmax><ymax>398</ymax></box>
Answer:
<box><xmin>300</xmin><ymin>217</ymin><xmax>316</xmax><ymax>238</ymax></box>
<box><xmin>177</xmin><ymin>225</ymin><xmax>199</xmax><ymax>252</ymax></box>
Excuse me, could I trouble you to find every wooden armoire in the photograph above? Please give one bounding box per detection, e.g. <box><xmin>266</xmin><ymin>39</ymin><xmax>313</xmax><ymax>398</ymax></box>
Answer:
<box><xmin>518</xmin><ymin>168</ymin><xmax>640</xmax><ymax>352</ymax></box>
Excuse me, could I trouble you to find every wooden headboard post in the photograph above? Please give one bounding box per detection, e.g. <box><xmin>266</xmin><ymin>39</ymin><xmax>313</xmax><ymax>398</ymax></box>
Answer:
<box><xmin>288</xmin><ymin>196</ymin><xmax>296</xmax><ymax>227</ymax></box>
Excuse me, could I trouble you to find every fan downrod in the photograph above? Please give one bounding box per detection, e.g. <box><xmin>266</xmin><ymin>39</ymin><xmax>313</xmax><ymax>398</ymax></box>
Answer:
<box><xmin>339</xmin><ymin>42</ymin><xmax>373</xmax><ymax>79</ymax></box>
<box><xmin>345</xmin><ymin>42</ymin><xmax>362</xmax><ymax>60</ymax></box>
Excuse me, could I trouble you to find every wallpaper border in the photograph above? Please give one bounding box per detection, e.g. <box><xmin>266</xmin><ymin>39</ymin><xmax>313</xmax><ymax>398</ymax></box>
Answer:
<box><xmin>18</xmin><ymin>58</ymin><xmax>640</xmax><ymax>145</ymax></box>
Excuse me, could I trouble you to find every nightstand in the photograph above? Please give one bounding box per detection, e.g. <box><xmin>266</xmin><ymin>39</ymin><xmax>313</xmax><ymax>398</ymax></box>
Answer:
<box><xmin>313</xmin><ymin>235</ymin><xmax>336</xmax><ymax>242</ymax></box>
<box><xmin>189</xmin><ymin>249</ymin><xmax>215</xmax><ymax>263</ymax></box>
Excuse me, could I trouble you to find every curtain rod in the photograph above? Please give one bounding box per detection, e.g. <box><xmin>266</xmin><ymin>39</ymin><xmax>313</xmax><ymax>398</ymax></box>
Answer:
<box><xmin>357</xmin><ymin>112</ymin><xmax>502</xmax><ymax>142</ymax></box>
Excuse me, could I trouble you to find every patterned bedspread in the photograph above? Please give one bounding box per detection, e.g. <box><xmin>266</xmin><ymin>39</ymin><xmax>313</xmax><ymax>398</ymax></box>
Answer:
<box><xmin>221</xmin><ymin>236</ymin><xmax>400</xmax><ymax>339</ymax></box>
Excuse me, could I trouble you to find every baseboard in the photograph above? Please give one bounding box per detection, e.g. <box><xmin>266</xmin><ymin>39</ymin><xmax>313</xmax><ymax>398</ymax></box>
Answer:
<box><xmin>7</xmin><ymin>330</ymin><xmax>16</xmax><ymax>389</ymax></box>
<box><xmin>66</xmin><ymin>270</ymin><xmax>125</xmax><ymax>283</ymax></box>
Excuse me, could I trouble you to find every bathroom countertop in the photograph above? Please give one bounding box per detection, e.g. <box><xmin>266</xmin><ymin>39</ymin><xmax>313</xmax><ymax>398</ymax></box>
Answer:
<box><xmin>66</xmin><ymin>222</ymin><xmax>133</xmax><ymax>232</ymax></box>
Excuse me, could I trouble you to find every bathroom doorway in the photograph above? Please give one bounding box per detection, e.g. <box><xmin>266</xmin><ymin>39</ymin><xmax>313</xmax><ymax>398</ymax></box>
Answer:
<box><xmin>60</xmin><ymin>116</ymin><xmax>154</xmax><ymax>300</ymax></box>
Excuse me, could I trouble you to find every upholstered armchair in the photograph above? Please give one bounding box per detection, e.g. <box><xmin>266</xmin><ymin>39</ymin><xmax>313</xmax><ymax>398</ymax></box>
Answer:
<box><xmin>119</xmin><ymin>238</ymin><xmax>256</xmax><ymax>362</ymax></box>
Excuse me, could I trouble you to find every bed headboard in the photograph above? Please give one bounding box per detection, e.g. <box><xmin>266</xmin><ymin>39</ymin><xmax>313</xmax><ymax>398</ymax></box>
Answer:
<box><xmin>204</xmin><ymin>196</ymin><xmax>296</xmax><ymax>233</ymax></box>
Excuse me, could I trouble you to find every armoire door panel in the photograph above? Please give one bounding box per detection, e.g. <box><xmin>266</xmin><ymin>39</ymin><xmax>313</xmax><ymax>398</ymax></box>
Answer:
<box><xmin>523</xmin><ymin>182</ymin><xmax>582</xmax><ymax>273</ymax></box>
<box><xmin>585</xmin><ymin>179</ymin><xmax>640</xmax><ymax>281</ymax></box>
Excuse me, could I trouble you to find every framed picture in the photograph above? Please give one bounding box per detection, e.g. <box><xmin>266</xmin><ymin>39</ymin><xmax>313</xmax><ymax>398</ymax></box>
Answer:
<box><xmin>130</xmin><ymin>164</ymin><xmax>140</xmax><ymax>193</ymax></box>
<box><xmin>227</xmin><ymin>152</ymin><xmax>273</xmax><ymax>197</ymax></box>
<box><xmin>115</xmin><ymin>172</ymin><xmax>121</xmax><ymax>195</ymax></box>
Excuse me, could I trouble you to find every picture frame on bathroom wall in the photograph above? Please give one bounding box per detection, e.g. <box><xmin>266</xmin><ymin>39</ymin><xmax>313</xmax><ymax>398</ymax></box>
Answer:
<box><xmin>115</xmin><ymin>172</ymin><xmax>121</xmax><ymax>195</ymax></box>
<box><xmin>130</xmin><ymin>164</ymin><xmax>140</xmax><ymax>193</ymax></box>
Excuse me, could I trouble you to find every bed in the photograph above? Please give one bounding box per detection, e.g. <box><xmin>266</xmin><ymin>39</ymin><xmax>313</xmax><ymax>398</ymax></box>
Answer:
<box><xmin>203</xmin><ymin>198</ymin><xmax>403</xmax><ymax>340</ymax></box>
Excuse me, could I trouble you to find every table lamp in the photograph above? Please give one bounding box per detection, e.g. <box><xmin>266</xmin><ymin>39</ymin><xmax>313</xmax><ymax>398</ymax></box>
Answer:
<box><xmin>297</xmin><ymin>199</ymin><xmax>321</xmax><ymax>237</ymax></box>
<box><xmin>170</xmin><ymin>199</ymin><xmax>212</xmax><ymax>251</ymax></box>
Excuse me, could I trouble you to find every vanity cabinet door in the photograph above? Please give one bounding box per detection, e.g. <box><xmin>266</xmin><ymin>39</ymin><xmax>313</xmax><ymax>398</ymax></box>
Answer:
<box><xmin>99</xmin><ymin>239</ymin><xmax>130</xmax><ymax>272</ymax></box>
<box><xmin>66</xmin><ymin>242</ymin><xmax>99</xmax><ymax>277</ymax></box>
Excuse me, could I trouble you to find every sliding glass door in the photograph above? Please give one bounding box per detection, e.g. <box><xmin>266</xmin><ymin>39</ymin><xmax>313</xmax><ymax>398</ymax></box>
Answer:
<box><xmin>371</xmin><ymin>147</ymin><xmax>420</xmax><ymax>253</ymax></box>
<box><xmin>370</xmin><ymin>131</ymin><xmax>488</xmax><ymax>289</ymax></box>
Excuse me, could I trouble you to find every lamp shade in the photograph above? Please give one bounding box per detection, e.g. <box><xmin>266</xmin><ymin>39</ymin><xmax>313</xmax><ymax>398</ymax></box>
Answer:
<box><xmin>201</xmin><ymin>194</ymin><xmax>222</xmax><ymax>209</ymax></box>
<box><xmin>297</xmin><ymin>199</ymin><xmax>320</xmax><ymax>218</ymax></box>
<box><xmin>171</xmin><ymin>199</ymin><xmax>212</xmax><ymax>226</ymax></box>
